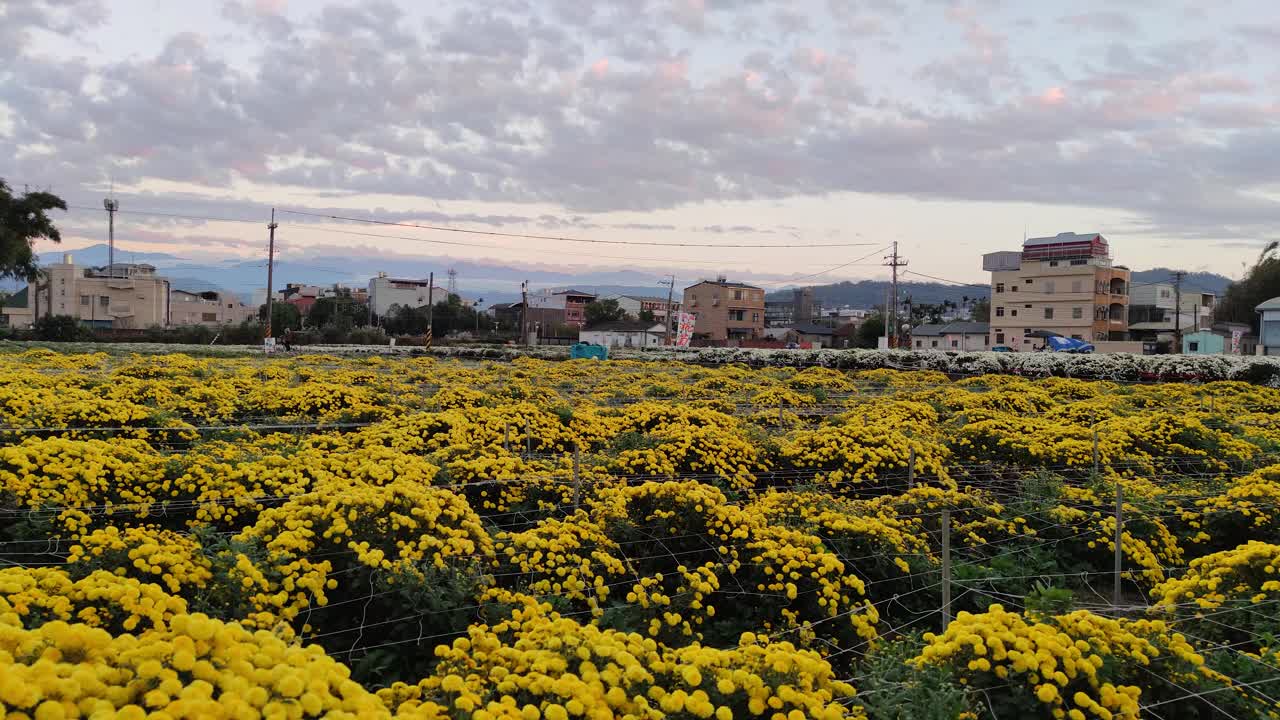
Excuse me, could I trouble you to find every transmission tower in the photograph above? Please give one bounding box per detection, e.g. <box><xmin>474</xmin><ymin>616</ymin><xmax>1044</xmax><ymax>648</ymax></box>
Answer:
<box><xmin>447</xmin><ymin>268</ymin><xmax>459</xmax><ymax>296</ymax></box>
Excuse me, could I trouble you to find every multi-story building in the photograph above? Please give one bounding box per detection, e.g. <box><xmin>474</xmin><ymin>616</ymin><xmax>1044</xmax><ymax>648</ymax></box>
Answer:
<box><xmin>170</xmin><ymin>289</ymin><xmax>257</xmax><ymax>327</ymax></box>
<box><xmin>607</xmin><ymin>294</ymin><xmax>682</xmax><ymax>322</ymax></box>
<box><xmin>764</xmin><ymin>288</ymin><xmax>817</xmax><ymax>327</ymax></box>
<box><xmin>1127</xmin><ymin>283</ymin><xmax>1215</xmax><ymax>344</ymax></box>
<box><xmin>28</xmin><ymin>254</ymin><xmax>171</xmax><ymax>329</ymax></box>
<box><xmin>982</xmin><ymin>233</ymin><xmax>1130</xmax><ymax>350</ymax></box>
<box><xmin>682</xmin><ymin>277</ymin><xmax>765</xmax><ymax>342</ymax></box>
<box><xmin>367</xmin><ymin>274</ymin><xmax>450</xmax><ymax>318</ymax></box>
<box><xmin>527</xmin><ymin>289</ymin><xmax>596</xmax><ymax>329</ymax></box>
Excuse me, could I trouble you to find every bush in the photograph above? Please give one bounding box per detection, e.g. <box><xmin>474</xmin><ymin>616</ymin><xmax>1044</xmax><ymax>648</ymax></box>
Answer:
<box><xmin>33</xmin><ymin>314</ymin><xmax>89</xmax><ymax>341</ymax></box>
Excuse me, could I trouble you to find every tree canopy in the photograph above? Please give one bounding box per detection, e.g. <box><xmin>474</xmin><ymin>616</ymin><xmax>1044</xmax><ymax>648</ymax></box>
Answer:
<box><xmin>1218</xmin><ymin>241</ymin><xmax>1280</xmax><ymax>332</ymax></box>
<box><xmin>0</xmin><ymin>179</ymin><xmax>67</xmax><ymax>282</ymax></box>
<box><xmin>584</xmin><ymin>299</ymin><xmax>626</xmax><ymax>327</ymax></box>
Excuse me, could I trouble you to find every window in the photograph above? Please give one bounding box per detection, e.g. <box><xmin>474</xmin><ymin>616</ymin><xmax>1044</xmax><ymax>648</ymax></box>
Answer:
<box><xmin>728</xmin><ymin>309</ymin><xmax>745</xmax><ymax>321</ymax></box>
<box><xmin>983</xmin><ymin>336</ymin><xmax>988</xmax><ymax>345</ymax></box>
<box><xmin>99</xmin><ymin>296</ymin><xmax>109</xmax><ymax>307</ymax></box>
<box><xmin>751</xmin><ymin>313</ymin><xmax>759</xmax><ymax>322</ymax></box>
<box><xmin>1025</xmin><ymin>304</ymin><xmax>1032</xmax><ymax>308</ymax></box>
<box><xmin>995</xmin><ymin>333</ymin><xmax>1005</xmax><ymax>344</ymax></box>
<box><xmin>227</xmin><ymin>303</ymin><xmax>234</xmax><ymax>309</ymax></box>
<box><xmin>1044</xmin><ymin>307</ymin><xmax>1054</xmax><ymax>319</ymax></box>
<box><xmin>1189</xmin><ymin>341</ymin><xmax>1199</xmax><ymax>352</ymax></box>
<box><xmin>79</xmin><ymin>295</ymin><xmax>90</xmax><ymax>306</ymax></box>
<box><xmin>1071</xmin><ymin>280</ymin><xmax>1082</xmax><ymax>293</ymax></box>
<box><xmin>1011</xmin><ymin>309</ymin><xmax>1018</xmax><ymax>317</ymax></box>
<box><xmin>1045</xmin><ymin>280</ymin><xmax>1055</xmax><ymax>294</ymax></box>
<box><xmin>1160</xmin><ymin>289</ymin><xmax>1171</xmax><ymax>299</ymax></box>
<box><xmin>1024</xmin><ymin>279</ymin><xmax>1032</xmax><ymax>284</ymax></box>
<box><xmin>733</xmin><ymin>290</ymin><xmax>743</xmax><ymax>300</ymax></box>
<box><xmin>915</xmin><ymin>340</ymin><xmax>922</xmax><ymax>348</ymax></box>
<box><xmin>995</xmin><ymin>307</ymin><xmax>1005</xmax><ymax>317</ymax></box>
<box><xmin>1049</xmin><ymin>260</ymin><xmax>1059</xmax><ymax>267</ymax></box>
<box><xmin>201</xmin><ymin>312</ymin><xmax>218</xmax><ymax>322</ymax></box>
<box><xmin>1023</xmin><ymin>328</ymin><xmax>1032</xmax><ymax>335</ymax></box>
<box><xmin>1010</xmin><ymin>286</ymin><xmax>1018</xmax><ymax>292</ymax></box>
<box><xmin>1070</xmin><ymin>259</ymin><xmax>1087</xmax><ymax>266</ymax></box>
<box><xmin>931</xmin><ymin>340</ymin><xmax>938</xmax><ymax>348</ymax></box>
<box><xmin>996</xmin><ymin>283</ymin><xmax>1005</xmax><ymax>293</ymax></box>
<box><xmin>951</xmin><ymin>340</ymin><xmax>958</xmax><ymax>348</ymax></box>
<box><xmin>1072</xmin><ymin>307</ymin><xmax>1083</xmax><ymax>319</ymax></box>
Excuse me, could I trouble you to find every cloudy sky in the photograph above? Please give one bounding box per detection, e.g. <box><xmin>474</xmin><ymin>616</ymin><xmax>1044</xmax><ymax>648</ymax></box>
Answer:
<box><xmin>3</xmin><ymin>0</ymin><xmax>1278</xmax><ymax>288</ymax></box>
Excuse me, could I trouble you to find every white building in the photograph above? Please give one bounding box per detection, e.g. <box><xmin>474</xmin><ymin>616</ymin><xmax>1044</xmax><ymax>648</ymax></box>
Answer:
<box><xmin>1128</xmin><ymin>283</ymin><xmax>1215</xmax><ymax>342</ymax></box>
<box><xmin>367</xmin><ymin>273</ymin><xmax>450</xmax><ymax>317</ymax></box>
<box><xmin>1259</xmin><ymin>297</ymin><xmax>1280</xmax><ymax>356</ymax></box>
<box><xmin>604</xmin><ymin>294</ymin><xmax>681</xmax><ymax>321</ymax></box>
<box><xmin>579</xmin><ymin>321</ymin><xmax>667</xmax><ymax>348</ymax></box>
<box><xmin>171</xmin><ymin>289</ymin><xmax>257</xmax><ymax>327</ymax></box>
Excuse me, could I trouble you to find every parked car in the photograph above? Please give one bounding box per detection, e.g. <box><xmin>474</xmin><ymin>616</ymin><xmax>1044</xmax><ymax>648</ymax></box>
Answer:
<box><xmin>992</xmin><ymin>345</ymin><xmax>1014</xmax><ymax>352</ymax></box>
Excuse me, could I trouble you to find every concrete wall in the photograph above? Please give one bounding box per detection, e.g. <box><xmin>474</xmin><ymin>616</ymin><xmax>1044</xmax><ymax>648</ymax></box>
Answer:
<box><xmin>579</xmin><ymin>330</ymin><xmax>663</xmax><ymax>348</ymax></box>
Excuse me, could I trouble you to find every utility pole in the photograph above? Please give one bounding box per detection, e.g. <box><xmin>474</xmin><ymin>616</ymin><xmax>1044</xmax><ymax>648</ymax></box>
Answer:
<box><xmin>1172</xmin><ymin>271</ymin><xmax>1186</xmax><ymax>354</ymax></box>
<box><xmin>520</xmin><ymin>280</ymin><xmax>529</xmax><ymax>346</ymax></box>
<box><xmin>661</xmin><ymin>275</ymin><xmax>676</xmax><ymax>345</ymax></box>
<box><xmin>427</xmin><ymin>271</ymin><xmax>435</xmax><ymax>330</ymax></box>
<box><xmin>884</xmin><ymin>241</ymin><xmax>907</xmax><ymax>348</ymax></box>
<box><xmin>474</xmin><ymin>298</ymin><xmax>483</xmax><ymax>336</ymax></box>
<box><xmin>265</xmin><ymin>209</ymin><xmax>277</xmax><ymax>340</ymax></box>
<box><xmin>103</xmin><ymin>195</ymin><xmax>119</xmax><ymax>278</ymax></box>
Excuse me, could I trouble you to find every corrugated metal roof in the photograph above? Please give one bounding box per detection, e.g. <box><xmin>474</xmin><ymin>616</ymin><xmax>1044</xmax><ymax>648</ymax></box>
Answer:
<box><xmin>1257</xmin><ymin>296</ymin><xmax>1280</xmax><ymax>312</ymax></box>
<box><xmin>1024</xmin><ymin>232</ymin><xmax>1102</xmax><ymax>247</ymax></box>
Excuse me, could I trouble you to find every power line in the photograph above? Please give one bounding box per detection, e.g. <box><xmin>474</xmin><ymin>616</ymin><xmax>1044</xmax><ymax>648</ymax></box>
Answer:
<box><xmin>904</xmin><ymin>269</ymin><xmax>991</xmax><ymax>290</ymax></box>
<box><xmin>62</xmin><ymin>204</ymin><xmax>870</xmax><ymax>270</ymax></box>
<box><xmin>755</xmin><ymin>246</ymin><xmax>892</xmax><ymax>286</ymax></box>
<box><xmin>277</xmin><ymin>208</ymin><xmax>878</xmax><ymax>249</ymax></box>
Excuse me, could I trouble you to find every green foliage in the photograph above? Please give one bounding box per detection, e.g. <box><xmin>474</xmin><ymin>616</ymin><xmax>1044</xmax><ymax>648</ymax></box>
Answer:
<box><xmin>33</xmin><ymin>314</ymin><xmax>89</xmax><ymax>341</ymax></box>
<box><xmin>971</xmin><ymin>297</ymin><xmax>990</xmax><ymax>322</ymax></box>
<box><xmin>1024</xmin><ymin>581</ymin><xmax>1074</xmax><ymax>616</ymax></box>
<box><xmin>858</xmin><ymin>636</ymin><xmax>976</xmax><ymax>720</ymax></box>
<box><xmin>855</xmin><ymin>313</ymin><xmax>885</xmax><ymax>348</ymax></box>
<box><xmin>0</xmin><ymin>179</ymin><xmax>66</xmax><ymax>281</ymax></box>
<box><xmin>584</xmin><ymin>298</ymin><xmax>626</xmax><ymax>327</ymax></box>
<box><xmin>1218</xmin><ymin>240</ymin><xmax>1279</xmax><ymax>332</ymax></box>
<box><xmin>258</xmin><ymin>302</ymin><xmax>301</xmax><ymax>333</ymax></box>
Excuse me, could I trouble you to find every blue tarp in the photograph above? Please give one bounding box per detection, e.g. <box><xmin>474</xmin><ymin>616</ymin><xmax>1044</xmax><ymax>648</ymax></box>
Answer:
<box><xmin>570</xmin><ymin>343</ymin><xmax>608</xmax><ymax>360</ymax></box>
<box><xmin>1045</xmin><ymin>336</ymin><xmax>1095</xmax><ymax>353</ymax></box>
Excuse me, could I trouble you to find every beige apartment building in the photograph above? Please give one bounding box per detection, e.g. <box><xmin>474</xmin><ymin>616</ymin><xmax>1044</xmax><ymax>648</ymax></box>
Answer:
<box><xmin>682</xmin><ymin>278</ymin><xmax>765</xmax><ymax>342</ymax></box>
<box><xmin>30</xmin><ymin>254</ymin><xmax>171</xmax><ymax>329</ymax></box>
<box><xmin>170</xmin><ymin>289</ymin><xmax>257</xmax><ymax>327</ymax></box>
<box><xmin>983</xmin><ymin>233</ymin><xmax>1130</xmax><ymax>350</ymax></box>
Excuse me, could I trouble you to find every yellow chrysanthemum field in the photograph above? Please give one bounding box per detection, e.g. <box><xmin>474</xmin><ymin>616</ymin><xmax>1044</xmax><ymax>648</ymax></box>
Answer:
<box><xmin>2</xmin><ymin>348</ymin><xmax>1280</xmax><ymax>719</ymax></box>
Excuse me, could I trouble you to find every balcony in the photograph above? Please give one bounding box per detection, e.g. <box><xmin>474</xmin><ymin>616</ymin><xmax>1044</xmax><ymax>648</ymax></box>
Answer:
<box><xmin>108</xmin><ymin>303</ymin><xmax>134</xmax><ymax>317</ymax></box>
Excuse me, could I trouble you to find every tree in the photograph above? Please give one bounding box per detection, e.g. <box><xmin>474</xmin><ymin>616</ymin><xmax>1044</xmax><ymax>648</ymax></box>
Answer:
<box><xmin>309</xmin><ymin>289</ymin><xmax>367</xmax><ymax>328</ymax></box>
<box><xmin>855</xmin><ymin>313</ymin><xmax>885</xmax><ymax>348</ymax></box>
<box><xmin>971</xmin><ymin>297</ymin><xmax>991</xmax><ymax>322</ymax></box>
<box><xmin>638</xmin><ymin>309</ymin><xmax>656</xmax><ymax>323</ymax></box>
<box><xmin>584</xmin><ymin>299</ymin><xmax>626</xmax><ymax>327</ymax></box>
<box><xmin>259</xmin><ymin>302</ymin><xmax>301</xmax><ymax>334</ymax></box>
<box><xmin>33</xmin><ymin>314</ymin><xmax>86</xmax><ymax>342</ymax></box>
<box><xmin>1</xmin><ymin>179</ymin><xmax>67</xmax><ymax>282</ymax></box>
<box><xmin>1218</xmin><ymin>241</ymin><xmax>1280</xmax><ymax>333</ymax></box>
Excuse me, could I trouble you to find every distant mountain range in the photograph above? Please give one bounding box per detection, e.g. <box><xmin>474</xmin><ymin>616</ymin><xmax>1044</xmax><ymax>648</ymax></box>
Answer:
<box><xmin>13</xmin><ymin>245</ymin><xmax>1236</xmax><ymax>309</ymax></box>
<box><xmin>26</xmin><ymin>244</ymin><xmax>688</xmax><ymax>305</ymax></box>
<box><xmin>769</xmin><ymin>268</ymin><xmax>1235</xmax><ymax>309</ymax></box>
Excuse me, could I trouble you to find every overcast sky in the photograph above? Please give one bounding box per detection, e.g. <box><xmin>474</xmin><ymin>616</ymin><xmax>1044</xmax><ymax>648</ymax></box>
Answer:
<box><xmin>3</xmin><ymin>0</ymin><xmax>1278</xmax><ymax>287</ymax></box>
